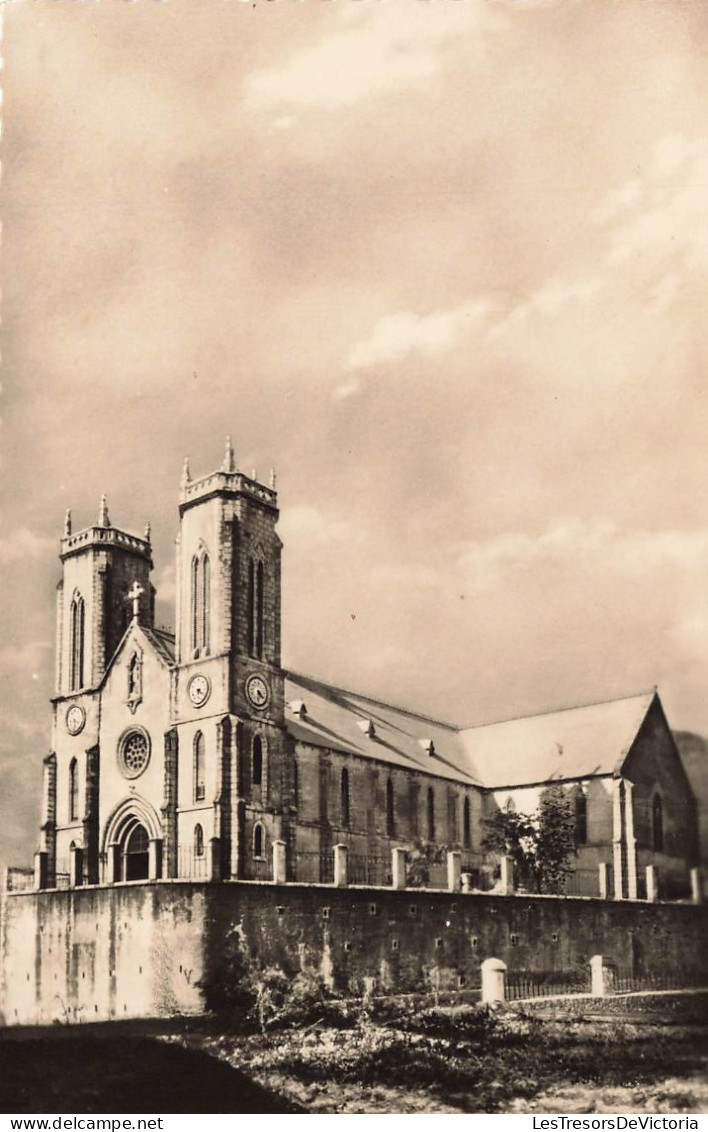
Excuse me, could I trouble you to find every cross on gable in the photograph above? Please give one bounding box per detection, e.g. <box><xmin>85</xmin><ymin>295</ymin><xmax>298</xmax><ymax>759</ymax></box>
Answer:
<box><xmin>127</xmin><ymin>581</ymin><xmax>144</xmax><ymax>621</ymax></box>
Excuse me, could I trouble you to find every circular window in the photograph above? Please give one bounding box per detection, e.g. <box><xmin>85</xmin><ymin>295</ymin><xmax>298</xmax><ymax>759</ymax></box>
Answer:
<box><xmin>118</xmin><ymin>729</ymin><xmax>151</xmax><ymax>779</ymax></box>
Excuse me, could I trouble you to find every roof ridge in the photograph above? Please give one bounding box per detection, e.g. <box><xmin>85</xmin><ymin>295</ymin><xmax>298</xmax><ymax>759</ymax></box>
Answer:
<box><xmin>284</xmin><ymin>668</ymin><xmax>459</xmax><ymax>731</ymax></box>
<box><xmin>458</xmin><ymin>688</ymin><xmax>657</xmax><ymax>732</ymax></box>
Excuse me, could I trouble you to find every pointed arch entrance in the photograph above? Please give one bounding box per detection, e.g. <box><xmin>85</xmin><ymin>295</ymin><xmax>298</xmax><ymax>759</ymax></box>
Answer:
<box><xmin>102</xmin><ymin>796</ymin><xmax>162</xmax><ymax>883</ymax></box>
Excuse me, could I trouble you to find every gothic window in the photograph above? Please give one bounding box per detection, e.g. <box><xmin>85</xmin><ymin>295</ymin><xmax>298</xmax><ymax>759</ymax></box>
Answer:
<box><xmin>69</xmin><ymin>758</ymin><xmax>79</xmax><ymax>822</ymax></box>
<box><xmin>191</xmin><ymin>556</ymin><xmax>199</xmax><ymax>656</ymax></box>
<box><xmin>253</xmin><ymin>822</ymin><xmax>265</xmax><ymax>859</ymax></box>
<box><xmin>70</xmin><ymin>594</ymin><xmax>85</xmax><ymax>691</ymax></box>
<box><xmin>574</xmin><ymin>789</ymin><xmax>588</xmax><ymax>845</ymax></box>
<box><xmin>449</xmin><ymin>793</ymin><xmax>458</xmax><ymax>842</ymax></box>
<box><xmin>128</xmin><ymin>654</ymin><xmax>139</xmax><ymax>697</ymax></box>
<box><xmin>505</xmin><ymin>796</ymin><xmax>516</xmax><ymax>814</ymax></box>
<box><xmin>247</xmin><ymin>559</ymin><xmax>255</xmax><ymax>656</ymax></box>
<box><xmin>341</xmin><ymin>768</ymin><xmax>350</xmax><ymax>826</ymax></box>
<box><xmin>194</xmin><ymin>823</ymin><xmax>204</xmax><ymax>857</ymax></box>
<box><xmin>652</xmin><ymin>793</ymin><xmax>664</xmax><ymax>852</ymax></box>
<box><xmin>463</xmin><ymin>796</ymin><xmax>471</xmax><ymax>849</ymax></box>
<box><xmin>386</xmin><ymin>777</ymin><xmax>395</xmax><ymax>837</ymax></box>
<box><xmin>118</xmin><ymin>729</ymin><xmax>151</xmax><ymax>779</ymax></box>
<box><xmin>256</xmin><ymin>561</ymin><xmax>265</xmax><ymax>659</ymax></box>
<box><xmin>193</xmin><ymin>731</ymin><xmax>205</xmax><ymax>802</ymax></box>
<box><xmin>427</xmin><ymin>787</ymin><xmax>435</xmax><ymax>840</ymax></box>
<box><xmin>190</xmin><ymin>551</ymin><xmax>211</xmax><ymax>658</ymax></box>
<box><xmin>252</xmin><ymin>735</ymin><xmax>263</xmax><ymax>788</ymax></box>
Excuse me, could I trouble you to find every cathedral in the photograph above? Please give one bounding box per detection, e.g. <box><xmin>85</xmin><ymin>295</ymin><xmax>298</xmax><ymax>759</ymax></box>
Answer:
<box><xmin>38</xmin><ymin>438</ymin><xmax>697</xmax><ymax>903</ymax></box>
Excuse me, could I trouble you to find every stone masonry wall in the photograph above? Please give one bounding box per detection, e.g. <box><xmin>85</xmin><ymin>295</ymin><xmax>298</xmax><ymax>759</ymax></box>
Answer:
<box><xmin>2</xmin><ymin>881</ymin><xmax>706</xmax><ymax>1026</ymax></box>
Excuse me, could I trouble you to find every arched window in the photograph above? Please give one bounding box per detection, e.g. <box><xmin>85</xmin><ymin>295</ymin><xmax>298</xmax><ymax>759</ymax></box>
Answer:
<box><xmin>190</xmin><ymin>556</ymin><xmax>199</xmax><ymax>656</ymax></box>
<box><xmin>128</xmin><ymin>653</ymin><xmax>140</xmax><ymax>698</ymax></box>
<box><xmin>253</xmin><ymin>822</ymin><xmax>264</xmax><ymax>858</ymax></box>
<box><xmin>70</xmin><ymin>595</ymin><xmax>85</xmax><ymax>690</ymax></box>
<box><xmin>247</xmin><ymin>559</ymin><xmax>255</xmax><ymax>656</ymax></box>
<box><xmin>292</xmin><ymin>760</ymin><xmax>299</xmax><ymax>808</ymax></box>
<box><xmin>463</xmin><ymin>796</ymin><xmax>471</xmax><ymax>849</ymax></box>
<box><xmin>69</xmin><ymin>758</ymin><xmax>79</xmax><ymax>822</ymax></box>
<box><xmin>193</xmin><ymin>731</ymin><xmax>205</xmax><ymax>802</ymax></box>
<box><xmin>201</xmin><ymin>555</ymin><xmax>210</xmax><ymax>655</ymax></box>
<box><xmin>427</xmin><ymin>787</ymin><xmax>435</xmax><ymax>840</ymax></box>
<box><xmin>575</xmin><ymin>790</ymin><xmax>588</xmax><ymax>845</ymax></box>
<box><xmin>256</xmin><ymin>561</ymin><xmax>265</xmax><ymax>659</ymax></box>
<box><xmin>194</xmin><ymin>823</ymin><xmax>204</xmax><ymax>857</ymax></box>
<box><xmin>191</xmin><ymin>552</ymin><xmax>211</xmax><ymax>657</ymax></box>
<box><xmin>252</xmin><ymin>735</ymin><xmax>263</xmax><ymax>788</ymax></box>
<box><xmin>505</xmin><ymin>796</ymin><xmax>516</xmax><ymax>814</ymax></box>
<box><xmin>341</xmin><ymin>768</ymin><xmax>350</xmax><ymax>826</ymax></box>
<box><xmin>652</xmin><ymin>794</ymin><xmax>664</xmax><ymax>852</ymax></box>
<box><xmin>386</xmin><ymin>777</ymin><xmax>395</xmax><ymax>837</ymax></box>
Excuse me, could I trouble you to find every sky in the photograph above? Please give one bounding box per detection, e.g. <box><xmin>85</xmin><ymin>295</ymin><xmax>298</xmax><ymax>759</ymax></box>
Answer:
<box><xmin>2</xmin><ymin>0</ymin><xmax>708</xmax><ymax>866</ymax></box>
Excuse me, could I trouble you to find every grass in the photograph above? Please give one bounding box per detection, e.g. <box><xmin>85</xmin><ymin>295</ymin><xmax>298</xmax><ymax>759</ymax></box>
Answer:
<box><xmin>1</xmin><ymin>993</ymin><xmax>706</xmax><ymax>1114</ymax></box>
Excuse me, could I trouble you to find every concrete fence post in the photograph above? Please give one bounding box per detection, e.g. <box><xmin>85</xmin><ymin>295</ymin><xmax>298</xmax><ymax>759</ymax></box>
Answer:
<box><xmin>481</xmin><ymin>957</ymin><xmax>507</xmax><ymax>1003</ymax></box>
<box><xmin>447</xmin><ymin>850</ymin><xmax>462</xmax><ymax>892</ymax></box>
<box><xmin>333</xmin><ymin>843</ymin><xmax>349</xmax><ymax>887</ymax></box>
<box><xmin>499</xmin><ymin>855</ymin><xmax>514</xmax><ymax>895</ymax></box>
<box><xmin>69</xmin><ymin>845</ymin><xmax>83</xmax><ymax>888</ymax></box>
<box><xmin>33</xmin><ymin>851</ymin><xmax>49</xmax><ymax>891</ymax></box>
<box><xmin>391</xmin><ymin>847</ymin><xmax>406</xmax><ymax>890</ymax></box>
<box><xmin>148</xmin><ymin>838</ymin><xmax>163</xmax><ymax>882</ymax></box>
<box><xmin>107</xmin><ymin>843</ymin><xmax>120</xmax><ymax>884</ymax></box>
<box><xmin>598</xmin><ymin>862</ymin><xmax>611</xmax><ymax>900</ymax></box>
<box><xmin>691</xmin><ymin>867</ymin><xmax>702</xmax><ymax>904</ymax></box>
<box><xmin>590</xmin><ymin>954</ymin><xmax>615</xmax><ymax>998</ymax></box>
<box><xmin>207</xmin><ymin>837</ymin><xmax>221</xmax><ymax>882</ymax></box>
<box><xmin>461</xmin><ymin>873</ymin><xmax>472</xmax><ymax>893</ymax></box>
<box><xmin>272</xmin><ymin>839</ymin><xmax>287</xmax><ymax>885</ymax></box>
<box><xmin>645</xmin><ymin>864</ymin><xmax>658</xmax><ymax>902</ymax></box>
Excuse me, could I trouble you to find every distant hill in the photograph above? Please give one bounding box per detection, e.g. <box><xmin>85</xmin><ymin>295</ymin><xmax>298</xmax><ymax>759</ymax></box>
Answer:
<box><xmin>674</xmin><ymin>731</ymin><xmax>708</xmax><ymax>865</ymax></box>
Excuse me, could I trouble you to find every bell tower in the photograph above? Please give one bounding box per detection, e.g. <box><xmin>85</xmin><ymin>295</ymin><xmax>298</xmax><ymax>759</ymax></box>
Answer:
<box><xmin>56</xmin><ymin>496</ymin><xmax>154</xmax><ymax>697</ymax></box>
<box><xmin>175</xmin><ymin>437</ymin><xmax>283</xmax><ymax>721</ymax></box>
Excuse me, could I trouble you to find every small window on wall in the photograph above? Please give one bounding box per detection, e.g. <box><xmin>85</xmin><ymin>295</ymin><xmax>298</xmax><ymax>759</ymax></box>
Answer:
<box><xmin>252</xmin><ymin>736</ymin><xmax>263</xmax><ymax>787</ymax></box>
<box><xmin>427</xmin><ymin>787</ymin><xmax>435</xmax><ymax>840</ymax></box>
<box><xmin>463</xmin><ymin>797</ymin><xmax>472</xmax><ymax>849</ymax></box>
<box><xmin>253</xmin><ymin>822</ymin><xmax>265</xmax><ymax>859</ymax></box>
<box><xmin>341</xmin><ymin>768</ymin><xmax>350</xmax><ymax>826</ymax></box>
<box><xmin>69</xmin><ymin>758</ymin><xmax>79</xmax><ymax>822</ymax></box>
<box><xmin>193</xmin><ymin>731</ymin><xmax>205</xmax><ymax>802</ymax></box>
<box><xmin>574</xmin><ymin>790</ymin><xmax>588</xmax><ymax>846</ymax></box>
<box><xmin>652</xmin><ymin>793</ymin><xmax>664</xmax><ymax>852</ymax></box>
<box><xmin>194</xmin><ymin>824</ymin><xmax>204</xmax><ymax>857</ymax></box>
<box><xmin>386</xmin><ymin>777</ymin><xmax>395</xmax><ymax>837</ymax></box>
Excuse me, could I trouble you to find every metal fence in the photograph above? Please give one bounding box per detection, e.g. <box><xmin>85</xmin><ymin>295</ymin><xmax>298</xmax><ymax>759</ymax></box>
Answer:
<box><xmin>175</xmin><ymin>847</ymin><xmax>208</xmax><ymax>880</ymax></box>
<box><xmin>348</xmin><ymin>854</ymin><xmax>392</xmax><ymax>887</ymax></box>
<box><xmin>293</xmin><ymin>851</ymin><xmax>332</xmax><ymax>884</ymax></box>
<box><xmin>612</xmin><ymin>968</ymin><xmax>705</xmax><ymax>994</ymax></box>
<box><xmin>506</xmin><ymin>968</ymin><xmax>591</xmax><ymax>1000</ymax></box>
<box><xmin>563</xmin><ymin>868</ymin><xmax>604</xmax><ymax>898</ymax></box>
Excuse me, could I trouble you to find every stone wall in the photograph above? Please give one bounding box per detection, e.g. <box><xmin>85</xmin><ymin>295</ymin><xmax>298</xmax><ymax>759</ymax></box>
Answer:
<box><xmin>2</xmin><ymin>879</ymin><xmax>706</xmax><ymax>1026</ymax></box>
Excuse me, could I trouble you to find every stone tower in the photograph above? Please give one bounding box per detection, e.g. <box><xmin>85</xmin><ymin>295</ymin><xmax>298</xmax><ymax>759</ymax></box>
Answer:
<box><xmin>173</xmin><ymin>440</ymin><xmax>293</xmax><ymax>879</ymax></box>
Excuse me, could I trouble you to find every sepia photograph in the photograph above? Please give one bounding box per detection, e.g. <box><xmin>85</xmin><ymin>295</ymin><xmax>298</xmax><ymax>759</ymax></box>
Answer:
<box><xmin>0</xmin><ymin>0</ymin><xmax>707</xmax><ymax>1117</ymax></box>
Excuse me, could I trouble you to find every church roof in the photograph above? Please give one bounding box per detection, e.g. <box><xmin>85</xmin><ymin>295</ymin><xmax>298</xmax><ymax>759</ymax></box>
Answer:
<box><xmin>143</xmin><ymin>626</ymin><xmax>177</xmax><ymax>667</ymax></box>
<box><xmin>284</xmin><ymin>672</ymin><xmax>658</xmax><ymax>791</ymax></box>
<box><xmin>456</xmin><ymin>690</ymin><xmax>657</xmax><ymax>789</ymax></box>
<box><xmin>284</xmin><ymin>671</ymin><xmax>482</xmax><ymax>785</ymax></box>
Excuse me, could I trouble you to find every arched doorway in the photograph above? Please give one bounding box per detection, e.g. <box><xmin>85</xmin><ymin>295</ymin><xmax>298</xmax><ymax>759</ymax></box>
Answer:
<box><xmin>124</xmin><ymin>822</ymin><xmax>149</xmax><ymax>880</ymax></box>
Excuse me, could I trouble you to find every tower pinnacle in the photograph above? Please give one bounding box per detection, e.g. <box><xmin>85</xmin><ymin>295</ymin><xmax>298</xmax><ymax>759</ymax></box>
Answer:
<box><xmin>222</xmin><ymin>436</ymin><xmax>236</xmax><ymax>473</ymax></box>
<box><xmin>98</xmin><ymin>495</ymin><xmax>111</xmax><ymax>528</ymax></box>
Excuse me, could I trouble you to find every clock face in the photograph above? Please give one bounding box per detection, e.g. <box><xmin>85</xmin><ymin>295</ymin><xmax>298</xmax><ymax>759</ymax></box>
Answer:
<box><xmin>66</xmin><ymin>705</ymin><xmax>86</xmax><ymax>736</ymax></box>
<box><xmin>245</xmin><ymin>674</ymin><xmax>270</xmax><ymax>710</ymax></box>
<box><xmin>188</xmin><ymin>673</ymin><xmax>211</xmax><ymax>708</ymax></box>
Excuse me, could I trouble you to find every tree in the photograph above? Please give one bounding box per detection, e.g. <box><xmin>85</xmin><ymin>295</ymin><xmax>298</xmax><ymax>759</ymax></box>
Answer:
<box><xmin>483</xmin><ymin>786</ymin><xmax>577</xmax><ymax>894</ymax></box>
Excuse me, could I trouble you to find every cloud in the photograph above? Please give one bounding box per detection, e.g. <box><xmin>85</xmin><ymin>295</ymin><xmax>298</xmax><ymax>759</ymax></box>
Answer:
<box><xmin>347</xmin><ymin>300</ymin><xmax>492</xmax><ymax>370</ymax></box>
<box><xmin>457</xmin><ymin>519</ymin><xmax>708</xmax><ymax>589</ymax></box>
<box><xmin>279</xmin><ymin>505</ymin><xmax>354</xmax><ymax>546</ymax></box>
<box><xmin>244</xmin><ymin>2</ymin><xmax>506</xmax><ymax>114</ymax></box>
<box><xmin>0</xmin><ymin>528</ymin><xmax>54</xmax><ymax>565</ymax></box>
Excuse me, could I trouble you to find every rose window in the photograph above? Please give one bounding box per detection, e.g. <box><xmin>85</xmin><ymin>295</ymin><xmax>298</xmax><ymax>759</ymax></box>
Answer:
<box><xmin>118</xmin><ymin>729</ymin><xmax>150</xmax><ymax>779</ymax></box>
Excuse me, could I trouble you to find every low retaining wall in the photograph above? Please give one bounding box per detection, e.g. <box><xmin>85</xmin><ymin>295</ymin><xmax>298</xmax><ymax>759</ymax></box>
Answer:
<box><xmin>2</xmin><ymin>880</ymin><xmax>706</xmax><ymax>1025</ymax></box>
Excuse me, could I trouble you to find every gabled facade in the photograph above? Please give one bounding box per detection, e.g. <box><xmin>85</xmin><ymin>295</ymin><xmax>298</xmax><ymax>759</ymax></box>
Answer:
<box><xmin>37</xmin><ymin>442</ymin><xmax>699</xmax><ymax>901</ymax></box>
